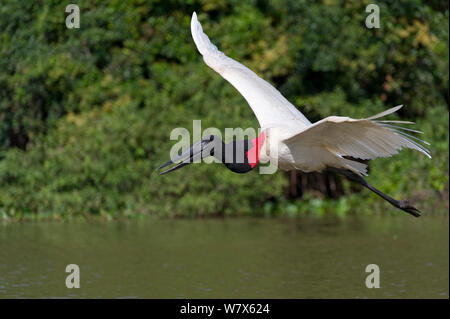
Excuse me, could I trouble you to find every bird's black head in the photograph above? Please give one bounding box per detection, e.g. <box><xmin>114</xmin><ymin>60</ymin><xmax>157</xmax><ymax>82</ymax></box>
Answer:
<box><xmin>156</xmin><ymin>132</ymin><xmax>265</xmax><ymax>175</ymax></box>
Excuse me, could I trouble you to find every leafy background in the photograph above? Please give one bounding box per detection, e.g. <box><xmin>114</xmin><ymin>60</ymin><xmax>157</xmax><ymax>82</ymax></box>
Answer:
<box><xmin>0</xmin><ymin>0</ymin><xmax>448</xmax><ymax>220</ymax></box>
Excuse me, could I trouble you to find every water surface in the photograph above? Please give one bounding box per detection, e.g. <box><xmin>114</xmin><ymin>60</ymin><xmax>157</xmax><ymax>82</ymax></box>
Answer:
<box><xmin>0</xmin><ymin>215</ymin><xmax>448</xmax><ymax>298</ymax></box>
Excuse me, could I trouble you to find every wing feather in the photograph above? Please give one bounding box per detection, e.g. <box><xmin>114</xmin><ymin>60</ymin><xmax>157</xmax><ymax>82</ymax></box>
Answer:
<box><xmin>190</xmin><ymin>12</ymin><xmax>310</xmax><ymax>130</ymax></box>
<box><xmin>283</xmin><ymin>106</ymin><xmax>430</xmax><ymax>174</ymax></box>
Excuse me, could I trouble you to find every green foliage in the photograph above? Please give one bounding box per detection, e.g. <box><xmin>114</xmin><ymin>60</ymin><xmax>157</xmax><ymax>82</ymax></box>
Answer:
<box><xmin>0</xmin><ymin>0</ymin><xmax>448</xmax><ymax>219</ymax></box>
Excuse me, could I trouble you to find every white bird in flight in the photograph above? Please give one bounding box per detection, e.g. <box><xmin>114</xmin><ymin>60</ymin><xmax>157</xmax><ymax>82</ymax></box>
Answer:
<box><xmin>157</xmin><ymin>12</ymin><xmax>431</xmax><ymax>217</ymax></box>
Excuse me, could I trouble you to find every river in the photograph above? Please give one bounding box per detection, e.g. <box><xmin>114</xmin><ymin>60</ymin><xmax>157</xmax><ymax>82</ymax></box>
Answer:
<box><xmin>0</xmin><ymin>215</ymin><xmax>448</xmax><ymax>298</ymax></box>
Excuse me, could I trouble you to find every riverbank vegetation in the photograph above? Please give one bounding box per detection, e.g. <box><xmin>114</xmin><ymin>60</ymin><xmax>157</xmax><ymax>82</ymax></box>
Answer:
<box><xmin>0</xmin><ymin>0</ymin><xmax>448</xmax><ymax>220</ymax></box>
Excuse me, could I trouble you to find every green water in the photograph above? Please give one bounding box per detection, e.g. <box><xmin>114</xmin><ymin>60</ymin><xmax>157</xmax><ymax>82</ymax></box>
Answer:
<box><xmin>0</xmin><ymin>215</ymin><xmax>448</xmax><ymax>298</ymax></box>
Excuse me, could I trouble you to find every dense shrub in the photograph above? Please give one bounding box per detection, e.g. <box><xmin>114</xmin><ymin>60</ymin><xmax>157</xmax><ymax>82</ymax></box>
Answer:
<box><xmin>0</xmin><ymin>0</ymin><xmax>448</xmax><ymax>218</ymax></box>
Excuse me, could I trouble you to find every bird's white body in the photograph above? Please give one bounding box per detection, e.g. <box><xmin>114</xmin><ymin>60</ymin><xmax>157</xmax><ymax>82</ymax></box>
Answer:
<box><xmin>258</xmin><ymin>127</ymin><xmax>293</xmax><ymax>170</ymax></box>
<box><xmin>190</xmin><ymin>12</ymin><xmax>430</xmax><ymax>176</ymax></box>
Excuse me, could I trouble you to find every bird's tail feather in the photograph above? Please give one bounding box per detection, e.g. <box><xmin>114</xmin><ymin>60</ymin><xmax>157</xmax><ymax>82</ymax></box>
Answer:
<box><xmin>366</xmin><ymin>105</ymin><xmax>431</xmax><ymax>158</ymax></box>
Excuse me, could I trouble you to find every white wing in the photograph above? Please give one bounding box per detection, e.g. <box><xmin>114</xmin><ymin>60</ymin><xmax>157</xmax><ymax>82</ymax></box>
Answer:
<box><xmin>283</xmin><ymin>105</ymin><xmax>431</xmax><ymax>175</ymax></box>
<box><xmin>190</xmin><ymin>12</ymin><xmax>310</xmax><ymax>131</ymax></box>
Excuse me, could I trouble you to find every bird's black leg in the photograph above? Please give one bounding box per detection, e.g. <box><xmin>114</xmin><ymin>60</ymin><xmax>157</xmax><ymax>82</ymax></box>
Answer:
<box><xmin>328</xmin><ymin>168</ymin><xmax>421</xmax><ymax>217</ymax></box>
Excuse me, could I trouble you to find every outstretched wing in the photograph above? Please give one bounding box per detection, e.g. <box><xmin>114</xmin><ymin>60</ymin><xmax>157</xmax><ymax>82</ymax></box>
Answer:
<box><xmin>283</xmin><ymin>105</ymin><xmax>431</xmax><ymax>174</ymax></box>
<box><xmin>191</xmin><ymin>12</ymin><xmax>310</xmax><ymax>131</ymax></box>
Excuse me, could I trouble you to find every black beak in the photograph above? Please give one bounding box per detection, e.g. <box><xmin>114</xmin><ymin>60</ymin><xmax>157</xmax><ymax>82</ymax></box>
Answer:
<box><xmin>155</xmin><ymin>137</ymin><xmax>214</xmax><ymax>175</ymax></box>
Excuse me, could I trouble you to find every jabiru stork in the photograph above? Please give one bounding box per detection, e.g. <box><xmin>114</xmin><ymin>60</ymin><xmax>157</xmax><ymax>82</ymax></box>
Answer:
<box><xmin>157</xmin><ymin>12</ymin><xmax>431</xmax><ymax>217</ymax></box>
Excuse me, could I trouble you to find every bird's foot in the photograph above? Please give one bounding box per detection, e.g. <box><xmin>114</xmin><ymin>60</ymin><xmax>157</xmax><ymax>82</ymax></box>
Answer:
<box><xmin>397</xmin><ymin>200</ymin><xmax>421</xmax><ymax>217</ymax></box>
